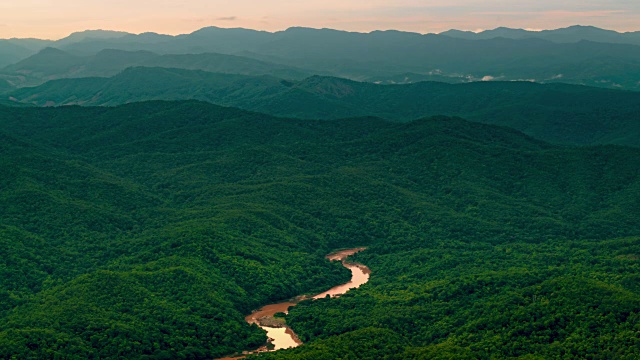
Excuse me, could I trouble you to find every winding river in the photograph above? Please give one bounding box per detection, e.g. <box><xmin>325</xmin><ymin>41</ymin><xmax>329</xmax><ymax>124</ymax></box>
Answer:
<box><xmin>218</xmin><ymin>248</ymin><xmax>370</xmax><ymax>359</ymax></box>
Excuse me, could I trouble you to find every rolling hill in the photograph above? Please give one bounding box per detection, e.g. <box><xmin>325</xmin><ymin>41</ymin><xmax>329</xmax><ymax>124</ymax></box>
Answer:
<box><xmin>0</xmin><ymin>101</ymin><xmax>638</xmax><ymax>358</ymax></box>
<box><xmin>9</xmin><ymin>68</ymin><xmax>640</xmax><ymax>147</ymax></box>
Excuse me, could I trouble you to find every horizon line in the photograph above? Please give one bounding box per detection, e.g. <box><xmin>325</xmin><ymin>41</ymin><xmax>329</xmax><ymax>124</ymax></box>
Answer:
<box><xmin>2</xmin><ymin>24</ymin><xmax>638</xmax><ymax>42</ymax></box>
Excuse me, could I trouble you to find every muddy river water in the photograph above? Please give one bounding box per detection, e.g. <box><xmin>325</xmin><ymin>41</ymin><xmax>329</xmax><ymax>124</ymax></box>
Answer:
<box><xmin>219</xmin><ymin>248</ymin><xmax>370</xmax><ymax>358</ymax></box>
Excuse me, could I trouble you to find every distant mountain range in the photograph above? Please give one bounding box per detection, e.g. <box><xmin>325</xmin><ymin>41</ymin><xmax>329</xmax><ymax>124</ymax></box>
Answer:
<box><xmin>1</xmin><ymin>25</ymin><xmax>640</xmax><ymax>91</ymax></box>
<box><xmin>441</xmin><ymin>25</ymin><xmax>640</xmax><ymax>45</ymax></box>
<box><xmin>0</xmin><ymin>47</ymin><xmax>312</xmax><ymax>87</ymax></box>
<box><xmin>5</xmin><ymin>25</ymin><xmax>640</xmax><ymax>57</ymax></box>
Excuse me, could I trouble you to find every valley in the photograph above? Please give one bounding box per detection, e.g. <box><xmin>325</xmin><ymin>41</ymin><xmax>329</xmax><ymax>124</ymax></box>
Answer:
<box><xmin>223</xmin><ymin>248</ymin><xmax>370</xmax><ymax>358</ymax></box>
<box><xmin>0</xmin><ymin>101</ymin><xmax>639</xmax><ymax>358</ymax></box>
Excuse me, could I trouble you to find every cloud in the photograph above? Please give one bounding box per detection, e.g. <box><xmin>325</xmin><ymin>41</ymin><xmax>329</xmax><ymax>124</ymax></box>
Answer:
<box><xmin>216</xmin><ymin>16</ymin><xmax>237</xmax><ymax>21</ymax></box>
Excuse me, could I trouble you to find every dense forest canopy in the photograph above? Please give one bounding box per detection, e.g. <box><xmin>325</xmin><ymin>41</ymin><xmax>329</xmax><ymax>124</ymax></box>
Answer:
<box><xmin>0</xmin><ymin>101</ymin><xmax>639</xmax><ymax>358</ymax></box>
<box><xmin>2</xmin><ymin>5</ymin><xmax>640</xmax><ymax>359</ymax></box>
<box><xmin>5</xmin><ymin>70</ymin><xmax>640</xmax><ymax>147</ymax></box>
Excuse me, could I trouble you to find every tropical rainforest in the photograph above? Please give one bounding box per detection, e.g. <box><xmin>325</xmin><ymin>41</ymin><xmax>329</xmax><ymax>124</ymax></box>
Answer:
<box><xmin>1</xmin><ymin>24</ymin><xmax>640</xmax><ymax>360</ymax></box>
<box><xmin>0</xmin><ymin>100</ymin><xmax>639</xmax><ymax>359</ymax></box>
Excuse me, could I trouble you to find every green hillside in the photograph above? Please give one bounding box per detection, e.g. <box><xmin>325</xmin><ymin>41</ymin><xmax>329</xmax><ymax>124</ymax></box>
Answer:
<box><xmin>0</xmin><ymin>79</ymin><xmax>13</xmax><ymax>94</ymax></box>
<box><xmin>0</xmin><ymin>101</ymin><xmax>639</xmax><ymax>358</ymax></box>
<box><xmin>0</xmin><ymin>104</ymin><xmax>353</xmax><ymax>359</ymax></box>
<box><xmin>9</xmin><ymin>69</ymin><xmax>640</xmax><ymax>146</ymax></box>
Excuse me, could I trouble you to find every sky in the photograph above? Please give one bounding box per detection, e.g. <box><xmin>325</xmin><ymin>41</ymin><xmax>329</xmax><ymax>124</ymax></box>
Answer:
<box><xmin>1</xmin><ymin>0</ymin><xmax>639</xmax><ymax>40</ymax></box>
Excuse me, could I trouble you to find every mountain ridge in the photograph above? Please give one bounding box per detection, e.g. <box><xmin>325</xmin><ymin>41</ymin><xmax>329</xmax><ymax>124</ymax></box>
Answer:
<box><xmin>441</xmin><ymin>25</ymin><xmax>640</xmax><ymax>45</ymax></box>
<box><xmin>2</xmin><ymin>25</ymin><xmax>640</xmax><ymax>90</ymax></box>
<box><xmin>8</xmin><ymin>68</ymin><xmax>640</xmax><ymax>147</ymax></box>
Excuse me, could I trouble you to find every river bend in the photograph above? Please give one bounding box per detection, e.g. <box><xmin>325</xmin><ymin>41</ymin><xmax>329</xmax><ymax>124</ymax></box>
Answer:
<box><xmin>219</xmin><ymin>248</ymin><xmax>370</xmax><ymax>359</ymax></box>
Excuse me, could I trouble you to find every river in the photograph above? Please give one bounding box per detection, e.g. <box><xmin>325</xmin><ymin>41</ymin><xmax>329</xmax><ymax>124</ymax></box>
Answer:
<box><xmin>218</xmin><ymin>248</ymin><xmax>370</xmax><ymax>359</ymax></box>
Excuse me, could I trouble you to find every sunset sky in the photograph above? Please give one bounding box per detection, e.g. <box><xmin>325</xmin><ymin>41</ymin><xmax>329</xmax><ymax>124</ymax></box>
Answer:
<box><xmin>1</xmin><ymin>0</ymin><xmax>639</xmax><ymax>39</ymax></box>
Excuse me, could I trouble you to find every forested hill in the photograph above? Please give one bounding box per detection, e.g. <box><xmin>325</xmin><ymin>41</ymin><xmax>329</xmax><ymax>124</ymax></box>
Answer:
<box><xmin>8</xmin><ymin>69</ymin><xmax>640</xmax><ymax>147</ymax></box>
<box><xmin>0</xmin><ymin>101</ymin><xmax>639</xmax><ymax>359</ymax></box>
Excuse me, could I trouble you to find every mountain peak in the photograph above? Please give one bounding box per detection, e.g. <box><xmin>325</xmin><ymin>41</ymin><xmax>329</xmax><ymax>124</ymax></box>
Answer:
<box><xmin>56</xmin><ymin>29</ymin><xmax>131</xmax><ymax>44</ymax></box>
<box><xmin>189</xmin><ymin>26</ymin><xmax>266</xmax><ymax>35</ymax></box>
<box><xmin>36</xmin><ymin>46</ymin><xmax>68</xmax><ymax>55</ymax></box>
<box><xmin>3</xmin><ymin>46</ymin><xmax>80</xmax><ymax>73</ymax></box>
<box><xmin>566</xmin><ymin>25</ymin><xmax>603</xmax><ymax>30</ymax></box>
<box><xmin>283</xmin><ymin>27</ymin><xmax>348</xmax><ymax>34</ymax></box>
<box><xmin>553</xmin><ymin>24</ymin><xmax>617</xmax><ymax>34</ymax></box>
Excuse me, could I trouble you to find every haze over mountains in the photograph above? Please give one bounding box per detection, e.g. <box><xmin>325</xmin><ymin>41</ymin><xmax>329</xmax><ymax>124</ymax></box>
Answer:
<box><xmin>1</xmin><ymin>21</ymin><xmax>640</xmax><ymax>359</ymax></box>
<box><xmin>441</xmin><ymin>25</ymin><xmax>640</xmax><ymax>45</ymax></box>
<box><xmin>1</xmin><ymin>47</ymin><xmax>312</xmax><ymax>87</ymax></box>
<box><xmin>2</xmin><ymin>25</ymin><xmax>640</xmax><ymax>90</ymax></box>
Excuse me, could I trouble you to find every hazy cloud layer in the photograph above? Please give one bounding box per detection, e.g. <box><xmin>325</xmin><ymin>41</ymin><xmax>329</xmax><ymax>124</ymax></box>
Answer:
<box><xmin>0</xmin><ymin>0</ymin><xmax>638</xmax><ymax>39</ymax></box>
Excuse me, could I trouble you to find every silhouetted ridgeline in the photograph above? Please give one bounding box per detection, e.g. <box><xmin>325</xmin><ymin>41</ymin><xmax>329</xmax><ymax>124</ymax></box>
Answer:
<box><xmin>2</xmin><ymin>25</ymin><xmax>640</xmax><ymax>90</ymax></box>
